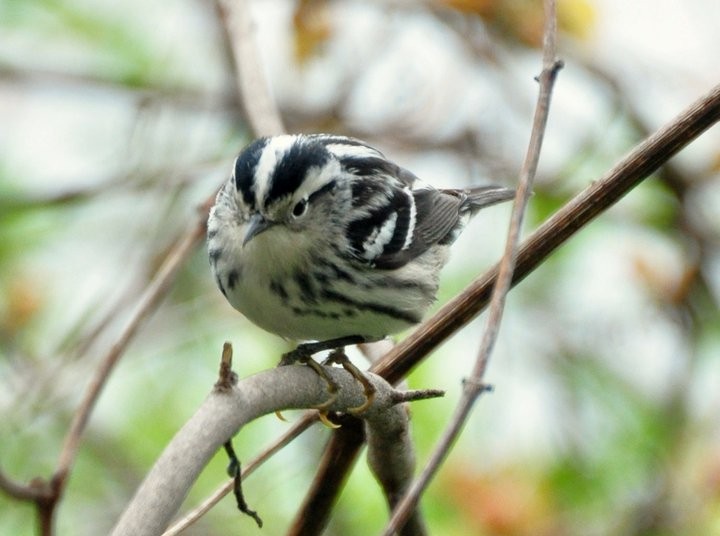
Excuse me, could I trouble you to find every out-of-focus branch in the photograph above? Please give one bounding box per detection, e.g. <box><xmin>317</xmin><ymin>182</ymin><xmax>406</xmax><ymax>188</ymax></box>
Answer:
<box><xmin>0</xmin><ymin>213</ymin><xmax>209</xmax><ymax>534</ymax></box>
<box><xmin>217</xmin><ymin>0</ymin><xmax>285</xmax><ymax>137</ymax></box>
<box><xmin>301</xmin><ymin>80</ymin><xmax>720</xmax><ymax>532</ymax></box>
<box><xmin>382</xmin><ymin>1</ymin><xmax>561</xmax><ymax>531</ymax></box>
<box><xmin>0</xmin><ymin>2</ymin><xmax>289</xmax><ymax>532</ymax></box>
<box><xmin>383</xmin><ymin>0</ymin><xmax>562</xmax><ymax>536</ymax></box>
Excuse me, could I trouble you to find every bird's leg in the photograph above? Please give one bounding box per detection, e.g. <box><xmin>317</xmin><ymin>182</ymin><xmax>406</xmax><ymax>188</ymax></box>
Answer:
<box><xmin>277</xmin><ymin>335</ymin><xmax>368</xmax><ymax>426</ymax></box>
<box><xmin>325</xmin><ymin>348</ymin><xmax>376</xmax><ymax>414</ymax></box>
<box><xmin>223</xmin><ymin>440</ymin><xmax>263</xmax><ymax>528</ymax></box>
<box><xmin>278</xmin><ymin>335</ymin><xmax>368</xmax><ymax>366</ymax></box>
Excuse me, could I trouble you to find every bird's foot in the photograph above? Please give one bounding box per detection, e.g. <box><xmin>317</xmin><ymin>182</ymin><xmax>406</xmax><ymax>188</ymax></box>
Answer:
<box><xmin>277</xmin><ymin>336</ymin><xmax>369</xmax><ymax>426</ymax></box>
<box><xmin>324</xmin><ymin>348</ymin><xmax>376</xmax><ymax>414</ymax></box>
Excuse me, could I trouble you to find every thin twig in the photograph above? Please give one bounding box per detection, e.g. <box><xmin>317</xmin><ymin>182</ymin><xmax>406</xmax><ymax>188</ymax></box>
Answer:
<box><xmin>162</xmin><ymin>412</ymin><xmax>318</xmax><ymax>535</ymax></box>
<box><xmin>214</xmin><ymin>341</ymin><xmax>237</xmax><ymax>392</ymax></box>
<box><xmin>470</xmin><ymin>4</ymin><xmax>560</xmax><ymax>382</ymax></box>
<box><xmin>0</xmin><ymin>470</ymin><xmax>49</xmax><ymax>502</ymax></box>
<box><xmin>53</xmin><ymin>223</ymin><xmax>206</xmax><ymax>494</ymax></box>
<box><xmin>381</xmin><ymin>2</ymin><xmax>560</xmax><ymax>532</ymax></box>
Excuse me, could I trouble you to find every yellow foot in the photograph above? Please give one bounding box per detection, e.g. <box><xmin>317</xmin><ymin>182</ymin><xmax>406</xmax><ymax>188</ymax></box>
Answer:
<box><xmin>317</xmin><ymin>411</ymin><xmax>341</xmax><ymax>429</ymax></box>
<box><xmin>278</xmin><ymin>347</ymin><xmax>339</xmax><ymax>415</ymax></box>
<box><xmin>326</xmin><ymin>349</ymin><xmax>376</xmax><ymax>414</ymax></box>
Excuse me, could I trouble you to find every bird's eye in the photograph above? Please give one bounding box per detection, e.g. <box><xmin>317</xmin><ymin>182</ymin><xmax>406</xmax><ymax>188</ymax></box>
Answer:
<box><xmin>292</xmin><ymin>199</ymin><xmax>308</xmax><ymax>218</ymax></box>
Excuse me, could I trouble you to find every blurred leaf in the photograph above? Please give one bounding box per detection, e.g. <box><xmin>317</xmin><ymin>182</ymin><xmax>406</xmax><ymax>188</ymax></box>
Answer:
<box><xmin>557</xmin><ymin>0</ymin><xmax>596</xmax><ymax>40</ymax></box>
<box><xmin>0</xmin><ymin>189</ymin><xmax>76</xmax><ymax>265</ymax></box>
<box><xmin>1</xmin><ymin>0</ymin><xmax>167</xmax><ymax>87</ymax></box>
<box><xmin>293</xmin><ymin>0</ymin><xmax>333</xmax><ymax>64</ymax></box>
<box><xmin>710</xmin><ymin>151</ymin><xmax>720</xmax><ymax>173</ymax></box>
<box><xmin>441</xmin><ymin>0</ymin><xmax>595</xmax><ymax>46</ymax></box>
<box><xmin>0</xmin><ymin>274</ymin><xmax>44</xmax><ymax>335</ymax></box>
<box><xmin>624</xmin><ymin>180</ymin><xmax>680</xmax><ymax>230</ymax></box>
<box><xmin>631</xmin><ymin>254</ymin><xmax>698</xmax><ymax>306</ymax></box>
<box><xmin>441</xmin><ymin>464</ymin><xmax>561</xmax><ymax>535</ymax></box>
<box><xmin>441</xmin><ymin>0</ymin><xmax>495</xmax><ymax>17</ymax></box>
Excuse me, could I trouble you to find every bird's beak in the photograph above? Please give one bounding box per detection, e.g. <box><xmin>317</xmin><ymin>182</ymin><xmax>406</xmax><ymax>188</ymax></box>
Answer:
<box><xmin>243</xmin><ymin>213</ymin><xmax>275</xmax><ymax>246</ymax></box>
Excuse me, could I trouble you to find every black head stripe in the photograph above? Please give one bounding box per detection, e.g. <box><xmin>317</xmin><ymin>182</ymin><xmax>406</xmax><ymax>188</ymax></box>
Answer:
<box><xmin>339</xmin><ymin>155</ymin><xmax>400</xmax><ymax>178</ymax></box>
<box><xmin>234</xmin><ymin>137</ymin><xmax>269</xmax><ymax>207</ymax></box>
<box><xmin>267</xmin><ymin>139</ymin><xmax>331</xmax><ymax>206</ymax></box>
<box><xmin>307</xmin><ymin>179</ymin><xmax>337</xmax><ymax>204</ymax></box>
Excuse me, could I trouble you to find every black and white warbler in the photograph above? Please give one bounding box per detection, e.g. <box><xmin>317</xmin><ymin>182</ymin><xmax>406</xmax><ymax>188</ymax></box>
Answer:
<box><xmin>207</xmin><ymin>134</ymin><xmax>514</xmax><ymax>373</ymax></box>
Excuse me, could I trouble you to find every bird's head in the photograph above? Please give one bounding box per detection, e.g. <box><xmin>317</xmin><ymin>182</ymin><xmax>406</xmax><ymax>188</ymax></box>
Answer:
<box><xmin>231</xmin><ymin>135</ymin><xmax>349</xmax><ymax>250</ymax></box>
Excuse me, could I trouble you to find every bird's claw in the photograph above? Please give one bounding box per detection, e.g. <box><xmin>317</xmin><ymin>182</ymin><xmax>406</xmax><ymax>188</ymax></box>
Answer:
<box><xmin>325</xmin><ymin>349</ymin><xmax>376</xmax><ymax>414</ymax></box>
<box><xmin>278</xmin><ymin>339</ymin><xmax>375</xmax><ymax>422</ymax></box>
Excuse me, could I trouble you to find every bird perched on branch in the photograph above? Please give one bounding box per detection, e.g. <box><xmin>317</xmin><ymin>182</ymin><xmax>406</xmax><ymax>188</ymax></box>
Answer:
<box><xmin>207</xmin><ymin>134</ymin><xmax>514</xmax><ymax>410</ymax></box>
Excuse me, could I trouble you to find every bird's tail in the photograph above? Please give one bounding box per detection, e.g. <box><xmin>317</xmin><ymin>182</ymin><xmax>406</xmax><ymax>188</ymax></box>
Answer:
<box><xmin>463</xmin><ymin>185</ymin><xmax>516</xmax><ymax>213</ymax></box>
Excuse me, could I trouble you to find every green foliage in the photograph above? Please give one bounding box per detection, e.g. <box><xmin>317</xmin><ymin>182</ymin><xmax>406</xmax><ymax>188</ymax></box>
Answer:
<box><xmin>1</xmin><ymin>0</ymin><xmax>166</xmax><ymax>87</ymax></box>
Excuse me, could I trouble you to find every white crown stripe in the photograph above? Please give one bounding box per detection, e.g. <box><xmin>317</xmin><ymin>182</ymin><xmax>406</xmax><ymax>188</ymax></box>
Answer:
<box><xmin>254</xmin><ymin>135</ymin><xmax>298</xmax><ymax>206</ymax></box>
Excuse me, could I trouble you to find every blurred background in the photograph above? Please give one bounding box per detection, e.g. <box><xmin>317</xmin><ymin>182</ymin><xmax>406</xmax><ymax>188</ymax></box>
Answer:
<box><xmin>1</xmin><ymin>0</ymin><xmax>719</xmax><ymax>534</ymax></box>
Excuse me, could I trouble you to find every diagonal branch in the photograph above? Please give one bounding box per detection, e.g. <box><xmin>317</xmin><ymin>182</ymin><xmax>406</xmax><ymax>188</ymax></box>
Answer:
<box><xmin>382</xmin><ymin>1</ymin><xmax>561</xmax><ymax>531</ymax></box>
<box><xmin>52</xmin><ymin>223</ymin><xmax>207</xmax><ymax>501</ymax></box>
<box><xmin>372</xmin><ymin>81</ymin><xmax>720</xmax><ymax>385</ymax></box>
<box><xmin>299</xmin><ymin>79</ymin><xmax>720</xmax><ymax>532</ymax></box>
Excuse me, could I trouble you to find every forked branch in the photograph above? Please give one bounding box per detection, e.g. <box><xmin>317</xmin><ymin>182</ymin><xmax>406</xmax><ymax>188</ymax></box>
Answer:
<box><xmin>111</xmin><ymin>344</ymin><xmax>443</xmax><ymax>536</ymax></box>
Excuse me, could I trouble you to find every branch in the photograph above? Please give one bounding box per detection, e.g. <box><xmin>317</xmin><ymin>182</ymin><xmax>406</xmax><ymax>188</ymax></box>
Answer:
<box><xmin>217</xmin><ymin>0</ymin><xmax>285</xmax><ymax>137</ymax></box>
<box><xmin>372</xmin><ymin>81</ymin><xmax>720</xmax><ymax>384</ymax></box>
<box><xmin>110</xmin><ymin>356</ymin><xmax>437</xmax><ymax>536</ymax></box>
<box><xmin>365</xmin><ymin>396</ymin><xmax>430</xmax><ymax>536</ymax></box>
<box><xmin>304</xmin><ymin>79</ymin><xmax>720</xmax><ymax>531</ymax></box>
<box><xmin>0</xmin><ymin>470</ymin><xmax>50</xmax><ymax>502</ymax></box>
<box><xmin>287</xmin><ymin>388</ymin><xmax>442</xmax><ymax>536</ymax></box>
<box><xmin>382</xmin><ymin>1</ymin><xmax>561</xmax><ymax>530</ymax></box>
<box><xmin>163</xmin><ymin>412</ymin><xmax>318</xmax><ymax>535</ymax></box>
<box><xmin>0</xmin><ymin>1</ymin><xmax>290</xmax><ymax>529</ymax></box>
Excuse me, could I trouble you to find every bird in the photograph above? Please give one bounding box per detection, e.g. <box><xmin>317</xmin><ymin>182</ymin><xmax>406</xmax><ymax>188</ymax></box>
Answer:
<box><xmin>207</xmin><ymin>133</ymin><xmax>514</xmax><ymax>410</ymax></box>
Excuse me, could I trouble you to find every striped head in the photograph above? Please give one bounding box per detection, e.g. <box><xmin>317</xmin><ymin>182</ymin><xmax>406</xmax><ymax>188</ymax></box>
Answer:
<box><xmin>218</xmin><ymin>134</ymin><xmax>419</xmax><ymax>266</ymax></box>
